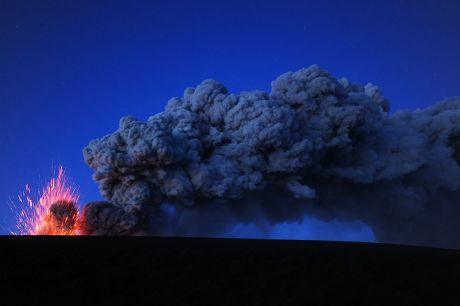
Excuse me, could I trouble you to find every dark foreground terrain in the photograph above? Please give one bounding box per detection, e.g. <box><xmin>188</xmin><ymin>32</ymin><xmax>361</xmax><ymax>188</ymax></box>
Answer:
<box><xmin>0</xmin><ymin>236</ymin><xmax>459</xmax><ymax>305</ymax></box>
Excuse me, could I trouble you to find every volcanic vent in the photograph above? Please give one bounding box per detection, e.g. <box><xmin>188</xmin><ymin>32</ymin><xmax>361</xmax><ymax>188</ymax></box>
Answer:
<box><xmin>15</xmin><ymin>166</ymin><xmax>80</xmax><ymax>236</ymax></box>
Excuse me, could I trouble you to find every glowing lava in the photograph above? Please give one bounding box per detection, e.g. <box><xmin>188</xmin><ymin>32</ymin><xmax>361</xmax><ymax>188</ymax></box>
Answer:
<box><xmin>14</xmin><ymin>166</ymin><xmax>80</xmax><ymax>235</ymax></box>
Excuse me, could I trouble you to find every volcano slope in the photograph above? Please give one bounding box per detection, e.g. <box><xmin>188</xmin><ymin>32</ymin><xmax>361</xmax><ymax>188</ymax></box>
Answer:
<box><xmin>0</xmin><ymin>236</ymin><xmax>459</xmax><ymax>304</ymax></box>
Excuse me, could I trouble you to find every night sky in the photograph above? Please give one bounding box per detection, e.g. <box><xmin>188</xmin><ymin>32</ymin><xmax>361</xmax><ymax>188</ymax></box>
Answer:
<box><xmin>1</xmin><ymin>0</ymin><xmax>459</xmax><ymax>237</ymax></box>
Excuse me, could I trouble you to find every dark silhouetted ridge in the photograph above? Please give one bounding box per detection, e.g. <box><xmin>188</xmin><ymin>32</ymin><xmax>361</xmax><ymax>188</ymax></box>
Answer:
<box><xmin>1</xmin><ymin>236</ymin><xmax>459</xmax><ymax>305</ymax></box>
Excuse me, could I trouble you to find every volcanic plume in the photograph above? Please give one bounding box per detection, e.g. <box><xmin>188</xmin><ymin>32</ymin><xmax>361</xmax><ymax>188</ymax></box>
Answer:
<box><xmin>82</xmin><ymin>65</ymin><xmax>460</xmax><ymax>249</ymax></box>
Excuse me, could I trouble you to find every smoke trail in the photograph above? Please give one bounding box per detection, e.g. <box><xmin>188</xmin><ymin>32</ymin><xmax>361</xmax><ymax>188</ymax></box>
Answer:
<box><xmin>82</xmin><ymin>65</ymin><xmax>460</xmax><ymax>249</ymax></box>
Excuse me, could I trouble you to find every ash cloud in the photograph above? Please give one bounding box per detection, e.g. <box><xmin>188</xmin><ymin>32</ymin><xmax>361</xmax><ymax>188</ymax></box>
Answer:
<box><xmin>83</xmin><ymin>65</ymin><xmax>460</xmax><ymax>249</ymax></box>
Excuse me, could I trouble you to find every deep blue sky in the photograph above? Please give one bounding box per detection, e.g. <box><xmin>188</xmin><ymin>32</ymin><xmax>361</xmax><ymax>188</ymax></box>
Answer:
<box><xmin>1</xmin><ymin>0</ymin><xmax>459</xmax><ymax>236</ymax></box>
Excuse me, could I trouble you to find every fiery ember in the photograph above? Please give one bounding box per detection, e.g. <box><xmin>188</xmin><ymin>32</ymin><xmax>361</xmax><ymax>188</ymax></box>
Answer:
<box><xmin>14</xmin><ymin>166</ymin><xmax>80</xmax><ymax>235</ymax></box>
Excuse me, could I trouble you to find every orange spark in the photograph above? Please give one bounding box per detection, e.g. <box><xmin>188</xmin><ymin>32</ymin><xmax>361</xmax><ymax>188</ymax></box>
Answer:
<box><xmin>14</xmin><ymin>166</ymin><xmax>80</xmax><ymax>235</ymax></box>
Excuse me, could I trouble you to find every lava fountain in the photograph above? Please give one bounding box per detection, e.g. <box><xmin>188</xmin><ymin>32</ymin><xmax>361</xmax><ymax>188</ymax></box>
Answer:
<box><xmin>14</xmin><ymin>166</ymin><xmax>80</xmax><ymax>235</ymax></box>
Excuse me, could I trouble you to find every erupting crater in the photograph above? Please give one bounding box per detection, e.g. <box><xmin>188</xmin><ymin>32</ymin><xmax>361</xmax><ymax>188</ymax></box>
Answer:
<box><xmin>14</xmin><ymin>166</ymin><xmax>80</xmax><ymax>236</ymax></box>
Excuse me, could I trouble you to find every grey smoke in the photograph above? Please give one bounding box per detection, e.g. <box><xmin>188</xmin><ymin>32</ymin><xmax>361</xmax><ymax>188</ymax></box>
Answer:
<box><xmin>82</xmin><ymin>64</ymin><xmax>460</xmax><ymax>249</ymax></box>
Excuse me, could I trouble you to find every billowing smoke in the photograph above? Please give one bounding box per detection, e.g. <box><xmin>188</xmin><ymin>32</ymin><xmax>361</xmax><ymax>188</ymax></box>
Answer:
<box><xmin>82</xmin><ymin>65</ymin><xmax>460</xmax><ymax>249</ymax></box>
